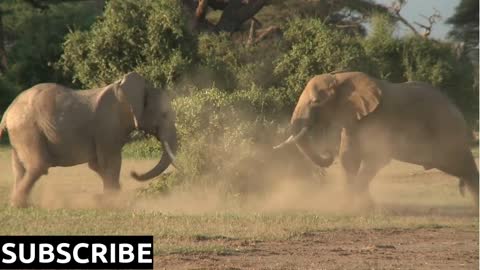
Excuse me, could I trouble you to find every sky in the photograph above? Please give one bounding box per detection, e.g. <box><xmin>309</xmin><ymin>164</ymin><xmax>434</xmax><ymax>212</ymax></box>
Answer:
<box><xmin>374</xmin><ymin>0</ymin><xmax>461</xmax><ymax>40</ymax></box>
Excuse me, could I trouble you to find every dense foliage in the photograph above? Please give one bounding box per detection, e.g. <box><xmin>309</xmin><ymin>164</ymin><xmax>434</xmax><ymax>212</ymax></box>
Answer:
<box><xmin>58</xmin><ymin>0</ymin><xmax>194</xmax><ymax>88</ymax></box>
<box><xmin>446</xmin><ymin>0</ymin><xmax>479</xmax><ymax>49</ymax></box>
<box><xmin>0</xmin><ymin>0</ymin><xmax>98</xmax><ymax>113</ymax></box>
<box><xmin>0</xmin><ymin>1</ymin><xmax>99</xmax><ymax>146</ymax></box>
<box><xmin>275</xmin><ymin>18</ymin><xmax>371</xmax><ymax>102</ymax></box>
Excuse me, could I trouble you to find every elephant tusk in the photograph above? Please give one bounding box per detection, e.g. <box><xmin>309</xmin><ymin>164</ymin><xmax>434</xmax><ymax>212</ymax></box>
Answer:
<box><xmin>164</xmin><ymin>141</ymin><xmax>177</xmax><ymax>161</ymax></box>
<box><xmin>291</xmin><ymin>126</ymin><xmax>309</xmax><ymax>141</ymax></box>
<box><xmin>273</xmin><ymin>126</ymin><xmax>309</xmax><ymax>149</ymax></box>
<box><xmin>273</xmin><ymin>135</ymin><xmax>295</xmax><ymax>149</ymax></box>
<box><xmin>163</xmin><ymin>142</ymin><xmax>180</xmax><ymax>171</ymax></box>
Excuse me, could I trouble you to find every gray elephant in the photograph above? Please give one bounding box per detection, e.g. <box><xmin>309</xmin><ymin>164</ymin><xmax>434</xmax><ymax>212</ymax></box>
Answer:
<box><xmin>275</xmin><ymin>71</ymin><xmax>478</xmax><ymax>206</ymax></box>
<box><xmin>0</xmin><ymin>72</ymin><xmax>177</xmax><ymax>207</ymax></box>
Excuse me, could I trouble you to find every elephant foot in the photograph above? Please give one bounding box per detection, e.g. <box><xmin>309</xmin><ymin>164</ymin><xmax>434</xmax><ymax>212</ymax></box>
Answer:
<box><xmin>458</xmin><ymin>179</ymin><xmax>466</xmax><ymax>197</ymax></box>
<box><xmin>93</xmin><ymin>192</ymin><xmax>125</xmax><ymax>209</ymax></box>
<box><xmin>353</xmin><ymin>194</ymin><xmax>376</xmax><ymax>213</ymax></box>
<box><xmin>10</xmin><ymin>195</ymin><xmax>30</xmax><ymax>208</ymax></box>
<box><xmin>344</xmin><ymin>186</ymin><xmax>376</xmax><ymax>213</ymax></box>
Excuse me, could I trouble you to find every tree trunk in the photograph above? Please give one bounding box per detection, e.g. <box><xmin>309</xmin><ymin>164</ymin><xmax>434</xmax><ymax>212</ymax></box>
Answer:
<box><xmin>183</xmin><ymin>0</ymin><xmax>269</xmax><ymax>33</ymax></box>
<box><xmin>215</xmin><ymin>0</ymin><xmax>269</xmax><ymax>32</ymax></box>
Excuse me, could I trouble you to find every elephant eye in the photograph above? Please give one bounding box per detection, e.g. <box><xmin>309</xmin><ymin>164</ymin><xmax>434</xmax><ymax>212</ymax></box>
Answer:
<box><xmin>161</xmin><ymin>112</ymin><xmax>167</xmax><ymax>118</ymax></box>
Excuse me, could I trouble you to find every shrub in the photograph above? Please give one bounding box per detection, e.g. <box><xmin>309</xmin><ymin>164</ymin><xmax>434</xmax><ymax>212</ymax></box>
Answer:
<box><xmin>362</xmin><ymin>14</ymin><xmax>404</xmax><ymax>82</ymax></box>
<box><xmin>1</xmin><ymin>1</ymin><xmax>98</xmax><ymax>91</ymax></box>
<box><xmin>122</xmin><ymin>133</ymin><xmax>162</xmax><ymax>159</ymax></box>
<box><xmin>141</xmin><ymin>86</ymin><xmax>323</xmax><ymax>195</ymax></box>
<box><xmin>0</xmin><ymin>77</ymin><xmax>15</xmax><ymax>144</ymax></box>
<box><xmin>274</xmin><ymin>18</ymin><xmax>371</xmax><ymax>103</ymax></box>
<box><xmin>172</xmin><ymin>88</ymin><xmax>276</xmax><ymax>181</ymax></box>
<box><xmin>193</xmin><ymin>33</ymin><xmax>281</xmax><ymax>91</ymax></box>
<box><xmin>57</xmin><ymin>0</ymin><xmax>195</xmax><ymax>88</ymax></box>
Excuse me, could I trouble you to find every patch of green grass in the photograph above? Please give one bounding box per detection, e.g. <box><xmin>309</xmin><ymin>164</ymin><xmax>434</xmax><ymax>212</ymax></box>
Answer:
<box><xmin>122</xmin><ymin>137</ymin><xmax>162</xmax><ymax>159</ymax></box>
<box><xmin>471</xmin><ymin>146</ymin><xmax>479</xmax><ymax>158</ymax></box>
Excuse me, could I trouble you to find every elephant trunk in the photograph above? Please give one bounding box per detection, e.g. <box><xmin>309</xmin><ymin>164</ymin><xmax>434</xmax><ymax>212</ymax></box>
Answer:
<box><xmin>131</xmin><ymin>126</ymin><xmax>178</xmax><ymax>181</ymax></box>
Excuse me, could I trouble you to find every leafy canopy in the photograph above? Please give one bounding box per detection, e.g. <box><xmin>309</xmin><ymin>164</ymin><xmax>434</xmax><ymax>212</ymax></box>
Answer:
<box><xmin>58</xmin><ymin>0</ymin><xmax>195</xmax><ymax>88</ymax></box>
<box><xmin>446</xmin><ymin>0</ymin><xmax>479</xmax><ymax>49</ymax></box>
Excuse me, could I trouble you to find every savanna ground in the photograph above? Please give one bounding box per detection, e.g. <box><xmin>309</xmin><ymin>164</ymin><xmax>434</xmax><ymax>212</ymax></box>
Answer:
<box><xmin>0</xmin><ymin>147</ymin><xmax>478</xmax><ymax>269</ymax></box>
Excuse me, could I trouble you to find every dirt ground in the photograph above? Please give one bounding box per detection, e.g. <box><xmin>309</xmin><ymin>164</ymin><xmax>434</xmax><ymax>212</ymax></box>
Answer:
<box><xmin>156</xmin><ymin>227</ymin><xmax>477</xmax><ymax>270</ymax></box>
<box><xmin>151</xmin><ymin>159</ymin><xmax>478</xmax><ymax>270</ymax></box>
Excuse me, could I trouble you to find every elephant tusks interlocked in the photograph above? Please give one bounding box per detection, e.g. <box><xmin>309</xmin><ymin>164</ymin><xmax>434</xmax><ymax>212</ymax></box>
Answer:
<box><xmin>273</xmin><ymin>127</ymin><xmax>309</xmax><ymax>149</ymax></box>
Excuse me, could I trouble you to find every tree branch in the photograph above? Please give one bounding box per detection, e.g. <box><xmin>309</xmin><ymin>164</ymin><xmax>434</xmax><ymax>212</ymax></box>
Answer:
<box><xmin>414</xmin><ymin>9</ymin><xmax>441</xmax><ymax>38</ymax></box>
<box><xmin>388</xmin><ymin>0</ymin><xmax>420</xmax><ymax>36</ymax></box>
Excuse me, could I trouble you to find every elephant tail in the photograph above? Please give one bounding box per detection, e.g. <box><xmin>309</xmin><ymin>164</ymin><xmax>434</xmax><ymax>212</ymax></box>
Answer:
<box><xmin>0</xmin><ymin>101</ymin><xmax>12</xmax><ymax>140</ymax></box>
<box><xmin>0</xmin><ymin>114</ymin><xmax>6</xmax><ymax>140</ymax></box>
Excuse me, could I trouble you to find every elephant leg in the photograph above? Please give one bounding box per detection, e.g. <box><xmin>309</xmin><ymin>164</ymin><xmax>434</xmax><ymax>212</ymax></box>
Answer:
<box><xmin>437</xmin><ymin>150</ymin><xmax>478</xmax><ymax>205</ymax></box>
<box><xmin>349</xmin><ymin>157</ymin><xmax>388</xmax><ymax>210</ymax></box>
<box><xmin>458</xmin><ymin>179</ymin><xmax>466</xmax><ymax>197</ymax></box>
<box><xmin>11</xmin><ymin>136</ymin><xmax>50</xmax><ymax>208</ymax></box>
<box><xmin>339</xmin><ymin>135</ymin><xmax>361</xmax><ymax>187</ymax></box>
<box><xmin>460</xmin><ymin>152</ymin><xmax>478</xmax><ymax>205</ymax></box>
<box><xmin>91</xmin><ymin>150</ymin><xmax>122</xmax><ymax>193</ymax></box>
<box><xmin>340</xmin><ymin>147</ymin><xmax>361</xmax><ymax>199</ymax></box>
<box><xmin>11</xmin><ymin>148</ymin><xmax>25</xmax><ymax>195</ymax></box>
<box><xmin>12</xmin><ymin>169</ymin><xmax>47</xmax><ymax>208</ymax></box>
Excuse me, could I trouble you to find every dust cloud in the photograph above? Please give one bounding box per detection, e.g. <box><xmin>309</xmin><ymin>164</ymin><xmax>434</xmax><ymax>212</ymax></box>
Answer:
<box><xmin>30</xmin><ymin>155</ymin><xmax>475</xmax><ymax>216</ymax></box>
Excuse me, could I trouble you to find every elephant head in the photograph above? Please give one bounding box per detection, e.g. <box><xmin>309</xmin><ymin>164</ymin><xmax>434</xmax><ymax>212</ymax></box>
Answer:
<box><xmin>275</xmin><ymin>72</ymin><xmax>382</xmax><ymax>167</ymax></box>
<box><xmin>108</xmin><ymin>72</ymin><xmax>178</xmax><ymax>181</ymax></box>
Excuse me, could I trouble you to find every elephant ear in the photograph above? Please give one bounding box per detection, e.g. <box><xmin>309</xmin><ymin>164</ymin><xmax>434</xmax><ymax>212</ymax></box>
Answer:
<box><xmin>337</xmin><ymin>73</ymin><xmax>382</xmax><ymax>122</ymax></box>
<box><xmin>115</xmin><ymin>72</ymin><xmax>147</xmax><ymax>128</ymax></box>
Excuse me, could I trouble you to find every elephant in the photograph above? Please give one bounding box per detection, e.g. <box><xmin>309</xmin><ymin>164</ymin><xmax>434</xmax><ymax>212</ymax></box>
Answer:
<box><xmin>0</xmin><ymin>72</ymin><xmax>177</xmax><ymax>207</ymax></box>
<box><xmin>275</xmin><ymin>71</ymin><xmax>478</xmax><ymax>207</ymax></box>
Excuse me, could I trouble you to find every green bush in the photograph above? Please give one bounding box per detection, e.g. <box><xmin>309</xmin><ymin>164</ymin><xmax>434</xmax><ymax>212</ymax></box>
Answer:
<box><xmin>1</xmin><ymin>1</ymin><xmax>98</xmax><ymax>91</ymax></box>
<box><xmin>140</xmin><ymin>86</ymin><xmax>322</xmax><ymax>195</ymax></box>
<box><xmin>122</xmin><ymin>133</ymin><xmax>162</xmax><ymax>159</ymax></box>
<box><xmin>173</xmin><ymin>88</ymin><xmax>277</xmax><ymax>181</ymax></box>
<box><xmin>192</xmin><ymin>33</ymin><xmax>281</xmax><ymax>91</ymax></box>
<box><xmin>58</xmin><ymin>0</ymin><xmax>195</xmax><ymax>88</ymax></box>
<box><xmin>274</xmin><ymin>18</ymin><xmax>371</xmax><ymax>103</ymax></box>
<box><xmin>362</xmin><ymin>14</ymin><xmax>404</xmax><ymax>82</ymax></box>
<box><xmin>0</xmin><ymin>76</ymin><xmax>16</xmax><ymax>114</ymax></box>
<box><xmin>0</xmin><ymin>77</ymin><xmax>15</xmax><ymax>144</ymax></box>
